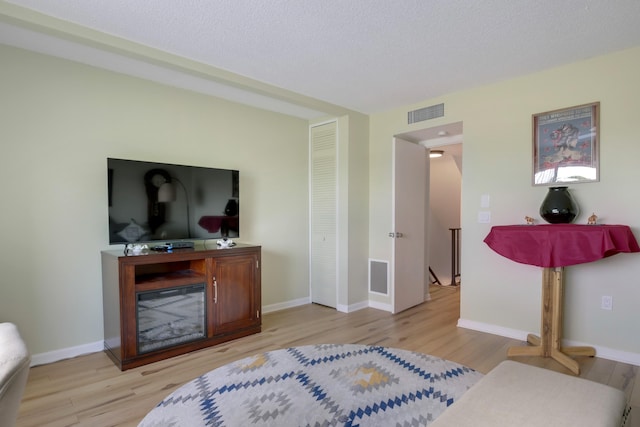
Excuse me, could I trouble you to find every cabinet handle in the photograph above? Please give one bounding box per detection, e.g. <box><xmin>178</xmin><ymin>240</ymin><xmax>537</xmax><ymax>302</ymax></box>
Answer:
<box><xmin>213</xmin><ymin>277</ymin><xmax>218</xmax><ymax>303</ymax></box>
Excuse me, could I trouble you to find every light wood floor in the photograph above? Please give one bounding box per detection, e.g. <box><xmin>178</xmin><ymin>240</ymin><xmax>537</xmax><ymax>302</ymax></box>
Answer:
<box><xmin>17</xmin><ymin>286</ymin><xmax>639</xmax><ymax>426</ymax></box>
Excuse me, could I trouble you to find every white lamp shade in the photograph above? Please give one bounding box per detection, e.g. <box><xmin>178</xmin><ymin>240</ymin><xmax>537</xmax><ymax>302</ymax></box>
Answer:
<box><xmin>158</xmin><ymin>182</ymin><xmax>177</xmax><ymax>202</ymax></box>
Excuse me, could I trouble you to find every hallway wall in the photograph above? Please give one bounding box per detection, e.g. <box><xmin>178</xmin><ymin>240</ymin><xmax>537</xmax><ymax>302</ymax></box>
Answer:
<box><xmin>428</xmin><ymin>151</ymin><xmax>462</xmax><ymax>285</ymax></box>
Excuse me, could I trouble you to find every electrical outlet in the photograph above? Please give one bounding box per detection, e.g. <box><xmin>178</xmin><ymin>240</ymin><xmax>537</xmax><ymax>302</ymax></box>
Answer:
<box><xmin>601</xmin><ymin>295</ymin><xmax>613</xmax><ymax>310</ymax></box>
<box><xmin>478</xmin><ymin>211</ymin><xmax>491</xmax><ymax>223</ymax></box>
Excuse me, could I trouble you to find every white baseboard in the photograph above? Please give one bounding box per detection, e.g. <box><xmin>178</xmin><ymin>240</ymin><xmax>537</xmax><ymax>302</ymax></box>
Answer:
<box><xmin>457</xmin><ymin>318</ymin><xmax>640</xmax><ymax>366</ymax></box>
<box><xmin>457</xmin><ymin>318</ymin><xmax>528</xmax><ymax>341</ymax></box>
<box><xmin>262</xmin><ymin>296</ymin><xmax>311</xmax><ymax>314</ymax></box>
<box><xmin>31</xmin><ymin>296</ymin><xmax>312</xmax><ymax>366</ymax></box>
<box><xmin>265</xmin><ymin>298</ymin><xmax>373</xmax><ymax>314</ymax></box>
<box><xmin>368</xmin><ymin>300</ymin><xmax>392</xmax><ymax>312</ymax></box>
<box><xmin>31</xmin><ymin>340</ymin><xmax>104</xmax><ymax>367</ymax></box>
<box><xmin>37</xmin><ymin>308</ymin><xmax>639</xmax><ymax>368</ymax></box>
<box><xmin>337</xmin><ymin>300</ymin><xmax>369</xmax><ymax>313</ymax></box>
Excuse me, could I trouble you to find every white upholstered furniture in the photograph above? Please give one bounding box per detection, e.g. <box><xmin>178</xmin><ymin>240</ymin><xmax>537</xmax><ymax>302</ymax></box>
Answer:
<box><xmin>0</xmin><ymin>323</ymin><xmax>30</xmax><ymax>427</ymax></box>
<box><xmin>431</xmin><ymin>360</ymin><xmax>626</xmax><ymax>427</ymax></box>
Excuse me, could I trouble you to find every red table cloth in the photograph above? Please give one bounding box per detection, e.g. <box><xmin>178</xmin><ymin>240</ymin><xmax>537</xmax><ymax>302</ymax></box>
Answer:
<box><xmin>484</xmin><ymin>224</ymin><xmax>640</xmax><ymax>268</ymax></box>
<box><xmin>197</xmin><ymin>216</ymin><xmax>239</xmax><ymax>233</ymax></box>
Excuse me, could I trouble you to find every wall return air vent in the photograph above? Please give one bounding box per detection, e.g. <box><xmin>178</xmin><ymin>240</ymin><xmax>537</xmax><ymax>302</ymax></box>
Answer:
<box><xmin>407</xmin><ymin>103</ymin><xmax>444</xmax><ymax>124</ymax></box>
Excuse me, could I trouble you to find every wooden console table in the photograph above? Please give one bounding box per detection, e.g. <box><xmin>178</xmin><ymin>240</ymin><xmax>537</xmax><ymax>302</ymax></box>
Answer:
<box><xmin>484</xmin><ymin>224</ymin><xmax>639</xmax><ymax>374</ymax></box>
<box><xmin>102</xmin><ymin>244</ymin><xmax>261</xmax><ymax>370</ymax></box>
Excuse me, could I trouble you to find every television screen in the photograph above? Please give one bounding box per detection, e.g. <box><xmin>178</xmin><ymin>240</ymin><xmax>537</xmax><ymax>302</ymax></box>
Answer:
<box><xmin>107</xmin><ymin>158</ymin><xmax>239</xmax><ymax>245</ymax></box>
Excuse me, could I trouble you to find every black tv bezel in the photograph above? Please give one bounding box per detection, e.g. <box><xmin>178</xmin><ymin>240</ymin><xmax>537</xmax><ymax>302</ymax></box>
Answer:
<box><xmin>107</xmin><ymin>157</ymin><xmax>239</xmax><ymax>246</ymax></box>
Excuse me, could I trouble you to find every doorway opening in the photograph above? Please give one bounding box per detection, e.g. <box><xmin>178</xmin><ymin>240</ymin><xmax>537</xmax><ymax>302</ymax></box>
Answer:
<box><xmin>396</xmin><ymin>122</ymin><xmax>463</xmax><ymax>297</ymax></box>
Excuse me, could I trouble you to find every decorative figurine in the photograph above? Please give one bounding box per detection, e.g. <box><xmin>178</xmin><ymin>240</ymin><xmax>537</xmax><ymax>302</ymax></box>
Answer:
<box><xmin>587</xmin><ymin>213</ymin><xmax>597</xmax><ymax>225</ymax></box>
<box><xmin>525</xmin><ymin>216</ymin><xmax>535</xmax><ymax>225</ymax></box>
<box><xmin>125</xmin><ymin>243</ymin><xmax>149</xmax><ymax>255</ymax></box>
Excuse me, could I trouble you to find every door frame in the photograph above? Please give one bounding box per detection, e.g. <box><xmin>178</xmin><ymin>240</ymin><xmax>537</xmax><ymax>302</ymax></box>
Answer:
<box><xmin>392</xmin><ymin>122</ymin><xmax>463</xmax><ymax>309</ymax></box>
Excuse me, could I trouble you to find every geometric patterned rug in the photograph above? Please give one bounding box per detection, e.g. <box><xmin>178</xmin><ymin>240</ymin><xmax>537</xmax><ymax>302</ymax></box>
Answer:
<box><xmin>138</xmin><ymin>344</ymin><xmax>483</xmax><ymax>426</ymax></box>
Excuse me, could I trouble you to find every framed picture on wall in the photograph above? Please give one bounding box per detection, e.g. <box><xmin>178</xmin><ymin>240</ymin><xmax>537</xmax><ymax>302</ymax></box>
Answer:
<box><xmin>532</xmin><ymin>102</ymin><xmax>599</xmax><ymax>185</ymax></box>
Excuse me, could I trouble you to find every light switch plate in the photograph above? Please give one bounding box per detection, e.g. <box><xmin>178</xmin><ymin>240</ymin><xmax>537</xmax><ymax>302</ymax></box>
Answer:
<box><xmin>478</xmin><ymin>211</ymin><xmax>491</xmax><ymax>223</ymax></box>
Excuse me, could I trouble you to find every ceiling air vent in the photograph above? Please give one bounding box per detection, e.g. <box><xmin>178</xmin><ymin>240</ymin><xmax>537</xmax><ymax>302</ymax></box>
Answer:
<box><xmin>408</xmin><ymin>103</ymin><xmax>444</xmax><ymax>124</ymax></box>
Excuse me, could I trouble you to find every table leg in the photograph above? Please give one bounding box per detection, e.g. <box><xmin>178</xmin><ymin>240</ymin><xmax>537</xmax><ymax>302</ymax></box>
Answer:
<box><xmin>507</xmin><ymin>267</ymin><xmax>595</xmax><ymax>375</ymax></box>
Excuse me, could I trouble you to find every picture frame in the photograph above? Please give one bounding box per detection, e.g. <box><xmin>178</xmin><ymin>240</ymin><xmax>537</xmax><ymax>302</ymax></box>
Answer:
<box><xmin>532</xmin><ymin>102</ymin><xmax>599</xmax><ymax>185</ymax></box>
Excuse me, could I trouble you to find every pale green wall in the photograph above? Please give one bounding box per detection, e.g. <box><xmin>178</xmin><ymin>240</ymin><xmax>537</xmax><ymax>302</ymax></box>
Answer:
<box><xmin>0</xmin><ymin>45</ymin><xmax>310</xmax><ymax>355</ymax></box>
<box><xmin>346</xmin><ymin>113</ymin><xmax>370</xmax><ymax>306</ymax></box>
<box><xmin>4</xmin><ymin>36</ymin><xmax>640</xmax><ymax>361</ymax></box>
<box><xmin>335</xmin><ymin>114</ymin><xmax>371</xmax><ymax>309</ymax></box>
<box><xmin>369</xmin><ymin>46</ymin><xmax>640</xmax><ymax>355</ymax></box>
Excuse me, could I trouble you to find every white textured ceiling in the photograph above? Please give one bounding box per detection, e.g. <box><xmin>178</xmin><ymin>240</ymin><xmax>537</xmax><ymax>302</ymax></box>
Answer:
<box><xmin>3</xmin><ymin>0</ymin><xmax>640</xmax><ymax>117</ymax></box>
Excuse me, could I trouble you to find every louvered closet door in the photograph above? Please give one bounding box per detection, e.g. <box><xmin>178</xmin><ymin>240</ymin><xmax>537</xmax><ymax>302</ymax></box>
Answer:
<box><xmin>310</xmin><ymin>121</ymin><xmax>337</xmax><ymax>308</ymax></box>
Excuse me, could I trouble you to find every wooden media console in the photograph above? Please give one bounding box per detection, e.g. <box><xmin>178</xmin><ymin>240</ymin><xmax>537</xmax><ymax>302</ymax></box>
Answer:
<box><xmin>101</xmin><ymin>244</ymin><xmax>261</xmax><ymax>370</ymax></box>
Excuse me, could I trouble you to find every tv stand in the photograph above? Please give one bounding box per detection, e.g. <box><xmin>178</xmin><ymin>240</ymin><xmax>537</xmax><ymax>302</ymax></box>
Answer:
<box><xmin>101</xmin><ymin>244</ymin><xmax>261</xmax><ymax>370</ymax></box>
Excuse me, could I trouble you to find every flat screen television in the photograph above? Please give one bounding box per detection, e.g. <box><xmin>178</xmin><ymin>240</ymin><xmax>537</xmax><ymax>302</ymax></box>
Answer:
<box><xmin>107</xmin><ymin>158</ymin><xmax>239</xmax><ymax>245</ymax></box>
